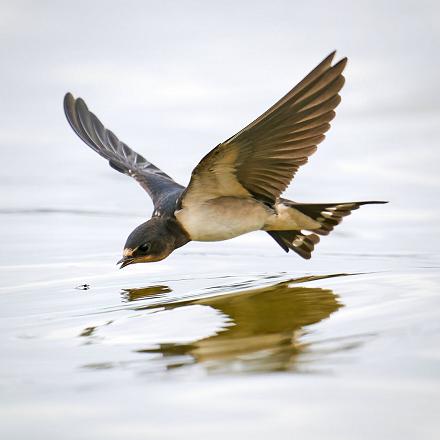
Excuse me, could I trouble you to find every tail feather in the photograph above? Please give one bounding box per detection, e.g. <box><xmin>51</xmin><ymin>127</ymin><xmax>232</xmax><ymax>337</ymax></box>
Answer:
<box><xmin>267</xmin><ymin>230</ymin><xmax>320</xmax><ymax>259</ymax></box>
<box><xmin>267</xmin><ymin>200</ymin><xmax>387</xmax><ymax>259</ymax></box>
<box><xmin>282</xmin><ymin>200</ymin><xmax>387</xmax><ymax>236</ymax></box>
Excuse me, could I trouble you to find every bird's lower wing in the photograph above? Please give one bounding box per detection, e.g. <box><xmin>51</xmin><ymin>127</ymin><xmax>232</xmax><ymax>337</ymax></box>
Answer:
<box><xmin>64</xmin><ymin>93</ymin><xmax>184</xmax><ymax>207</ymax></box>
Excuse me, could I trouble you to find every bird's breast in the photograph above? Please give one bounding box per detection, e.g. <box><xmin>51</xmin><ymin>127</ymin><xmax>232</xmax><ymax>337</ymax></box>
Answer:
<box><xmin>175</xmin><ymin>197</ymin><xmax>271</xmax><ymax>241</ymax></box>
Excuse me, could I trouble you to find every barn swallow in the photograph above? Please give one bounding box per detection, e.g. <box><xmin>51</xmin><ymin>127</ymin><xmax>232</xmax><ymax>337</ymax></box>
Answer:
<box><xmin>64</xmin><ymin>51</ymin><xmax>386</xmax><ymax>268</ymax></box>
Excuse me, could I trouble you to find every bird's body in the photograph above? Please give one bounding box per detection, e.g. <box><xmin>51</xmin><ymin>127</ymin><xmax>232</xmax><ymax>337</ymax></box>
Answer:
<box><xmin>177</xmin><ymin>197</ymin><xmax>270</xmax><ymax>241</ymax></box>
<box><xmin>175</xmin><ymin>198</ymin><xmax>321</xmax><ymax>241</ymax></box>
<box><xmin>64</xmin><ymin>51</ymin><xmax>387</xmax><ymax>267</ymax></box>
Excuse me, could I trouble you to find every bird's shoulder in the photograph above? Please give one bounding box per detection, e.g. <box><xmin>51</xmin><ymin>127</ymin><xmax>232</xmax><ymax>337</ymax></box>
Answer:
<box><xmin>153</xmin><ymin>186</ymin><xmax>186</xmax><ymax>218</ymax></box>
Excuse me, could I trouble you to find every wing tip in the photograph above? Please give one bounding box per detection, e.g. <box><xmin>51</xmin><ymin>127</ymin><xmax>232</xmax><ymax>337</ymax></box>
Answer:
<box><xmin>64</xmin><ymin>91</ymin><xmax>74</xmax><ymax>101</ymax></box>
<box><xmin>63</xmin><ymin>92</ymin><xmax>74</xmax><ymax>114</ymax></box>
<box><xmin>74</xmin><ymin>96</ymin><xmax>89</xmax><ymax>116</ymax></box>
<box><xmin>63</xmin><ymin>93</ymin><xmax>90</xmax><ymax>120</ymax></box>
<box><xmin>333</xmin><ymin>57</ymin><xmax>348</xmax><ymax>72</ymax></box>
<box><xmin>326</xmin><ymin>50</ymin><xmax>337</xmax><ymax>64</ymax></box>
<box><xmin>324</xmin><ymin>51</ymin><xmax>348</xmax><ymax>73</ymax></box>
<box><xmin>324</xmin><ymin>50</ymin><xmax>348</xmax><ymax>65</ymax></box>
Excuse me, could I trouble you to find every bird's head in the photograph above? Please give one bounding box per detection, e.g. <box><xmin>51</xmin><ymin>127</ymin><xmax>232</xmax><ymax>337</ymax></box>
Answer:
<box><xmin>117</xmin><ymin>217</ymin><xmax>180</xmax><ymax>268</ymax></box>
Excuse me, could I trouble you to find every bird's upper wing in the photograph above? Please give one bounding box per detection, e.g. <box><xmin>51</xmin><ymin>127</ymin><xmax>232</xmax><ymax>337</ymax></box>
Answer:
<box><xmin>64</xmin><ymin>93</ymin><xmax>184</xmax><ymax>208</ymax></box>
<box><xmin>180</xmin><ymin>52</ymin><xmax>347</xmax><ymax>208</ymax></box>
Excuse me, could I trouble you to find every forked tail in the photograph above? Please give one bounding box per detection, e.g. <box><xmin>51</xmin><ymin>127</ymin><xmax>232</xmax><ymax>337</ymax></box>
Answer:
<box><xmin>267</xmin><ymin>200</ymin><xmax>387</xmax><ymax>259</ymax></box>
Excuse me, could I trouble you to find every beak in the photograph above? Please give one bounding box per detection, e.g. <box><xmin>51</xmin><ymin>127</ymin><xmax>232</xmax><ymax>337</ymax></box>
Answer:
<box><xmin>117</xmin><ymin>256</ymin><xmax>135</xmax><ymax>269</ymax></box>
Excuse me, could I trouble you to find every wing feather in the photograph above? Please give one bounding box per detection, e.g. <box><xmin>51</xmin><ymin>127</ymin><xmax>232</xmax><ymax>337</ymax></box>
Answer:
<box><xmin>181</xmin><ymin>52</ymin><xmax>347</xmax><ymax>206</ymax></box>
<box><xmin>64</xmin><ymin>93</ymin><xmax>184</xmax><ymax>207</ymax></box>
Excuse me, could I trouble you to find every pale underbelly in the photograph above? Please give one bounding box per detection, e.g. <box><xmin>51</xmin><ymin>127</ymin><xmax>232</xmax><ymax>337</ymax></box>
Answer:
<box><xmin>175</xmin><ymin>197</ymin><xmax>271</xmax><ymax>241</ymax></box>
<box><xmin>263</xmin><ymin>204</ymin><xmax>321</xmax><ymax>230</ymax></box>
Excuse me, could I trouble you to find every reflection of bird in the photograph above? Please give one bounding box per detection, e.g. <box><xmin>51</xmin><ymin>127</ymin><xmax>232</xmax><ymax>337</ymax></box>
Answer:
<box><xmin>64</xmin><ymin>52</ymin><xmax>386</xmax><ymax>268</ymax></box>
<box><xmin>136</xmin><ymin>279</ymin><xmax>342</xmax><ymax>373</ymax></box>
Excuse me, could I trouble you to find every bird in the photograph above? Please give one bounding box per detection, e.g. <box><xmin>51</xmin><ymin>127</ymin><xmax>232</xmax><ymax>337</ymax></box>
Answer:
<box><xmin>64</xmin><ymin>51</ymin><xmax>386</xmax><ymax>268</ymax></box>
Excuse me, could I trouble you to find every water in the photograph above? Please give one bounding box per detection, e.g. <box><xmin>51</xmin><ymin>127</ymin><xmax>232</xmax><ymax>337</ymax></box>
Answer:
<box><xmin>1</xmin><ymin>1</ymin><xmax>440</xmax><ymax>439</ymax></box>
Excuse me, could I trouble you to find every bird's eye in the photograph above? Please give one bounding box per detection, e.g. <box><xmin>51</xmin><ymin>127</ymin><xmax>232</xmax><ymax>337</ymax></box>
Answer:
<box><xmin>139</xmin><ymin>242</ymin><xmax>151</xmax><ymax>253</ymax></box>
